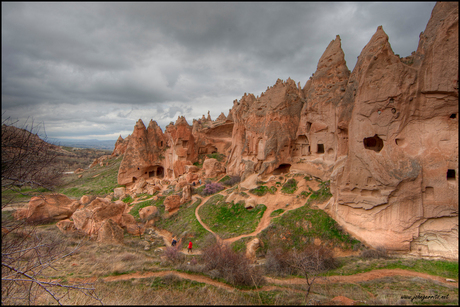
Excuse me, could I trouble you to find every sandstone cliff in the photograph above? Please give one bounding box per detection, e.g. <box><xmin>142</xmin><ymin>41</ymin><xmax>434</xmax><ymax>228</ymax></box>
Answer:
<box><xmin>116</xmin><ymin>2</ymin><xmax>458</xmax><ymax>259</ymax></box>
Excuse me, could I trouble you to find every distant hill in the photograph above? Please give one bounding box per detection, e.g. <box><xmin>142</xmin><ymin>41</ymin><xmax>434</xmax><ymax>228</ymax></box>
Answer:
<box><xmin>48</xmin><ymin>138</ymin><xmax>116</xmax><ymax>150</ymax></box>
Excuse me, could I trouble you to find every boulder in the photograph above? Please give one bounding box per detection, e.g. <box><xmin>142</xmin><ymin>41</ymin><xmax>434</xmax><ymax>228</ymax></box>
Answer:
<box><xmin>97</xmin><ymin>219</ymin><xmax>124</xmax><ymax>244</ymax></box>
<box><xmin>14</xmin><ymin>194</ymin><xmax>82</xmax><ymax>224</ymax></box>
<box><xmin>202</xmin><ymin>158</ymin><xmax>225</xmax><ymax>179</ymax></box>
<box><xmin>139</xmin><ymin>206</ymin><xmax>158</xmax><ymax>220</ymax></box>
<box><xmin>180</xmin><ymin>185</ymin><xmax>192</xmax><ymax>204</ymax></box>
<box><xmin>56</xmin><ymin>219</ymin><xmax>78</xmax><ymax>234</ymax></box>
<box><xmin>164</xmin><ymin>195</ymin><xmax>181</xmax><ymax>212</ymax></box>
<box><xmin>114</xmin><ymin>187</ymin><xmax>126</xmax><ymax>198</ymax></box>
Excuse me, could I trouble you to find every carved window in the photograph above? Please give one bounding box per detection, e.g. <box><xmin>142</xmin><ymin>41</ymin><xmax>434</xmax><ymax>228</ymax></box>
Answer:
<box><xmin>447</xmin><ymin>169</ymin><xmax>456</xmax><ymax>180</ymax></box>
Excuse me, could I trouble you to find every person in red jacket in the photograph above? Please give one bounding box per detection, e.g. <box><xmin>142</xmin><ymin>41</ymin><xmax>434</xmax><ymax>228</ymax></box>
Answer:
<box><xmin>188</xmin><ymin>241</ymin><xmax>193</xmax><ymax>254</ymax></box>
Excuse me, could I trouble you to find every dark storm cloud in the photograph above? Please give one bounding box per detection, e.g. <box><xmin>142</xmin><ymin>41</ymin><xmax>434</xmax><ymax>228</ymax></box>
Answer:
<box><xmin>2</xmin><ymin>2</ymin><xmax>436</xmax><ymax>140</ymax></box>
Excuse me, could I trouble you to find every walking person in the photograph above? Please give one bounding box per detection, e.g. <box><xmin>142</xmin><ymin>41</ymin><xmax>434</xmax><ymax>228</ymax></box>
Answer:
<box><xmin>188</xmin><ymin>241</ymin><xmax>193</xmax><ymax>254</ymax></box>
<box><xmin>171</xmin><ymin>237</ymin><xmax>177</xmax><ymax>247</ymax></box>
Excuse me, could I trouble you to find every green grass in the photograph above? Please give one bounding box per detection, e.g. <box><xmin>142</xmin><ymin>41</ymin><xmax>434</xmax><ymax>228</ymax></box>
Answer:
<box><xmin>249</xmin><ymin>186</ymin><xmax>269</xmax><ymax>196</ymax></box>
<box><xmin>326</xmin><ymin>257</ymin><xmax>459</xmax><ymax>279</ymax></box>
<box><xmin>270</xmin><ymin>209</ymin><xmax>284</xmax><ymax>217</ymax></box>
<box><xmin>258</xmin><ymin>194</ymin><xmax>359</xmax><ymax>253</ymax></box>
<box><xmin>129</xmin><ymin>200</ymin><xmax>156</xmax><ymax>220</ymax></box>
<box><xmin>281</xmin><ymin>179</ymin><xmax>297</xmax><ymax>194</ymax></box>
<box><xmin>122</xmin><ymin>195</ymin><xmax>134</xmax><ymax>204</ymax></box>
<box><xmin>309</xmin><ymin>180</ymin><xmax>332</xmax><ymax>202</ymax></box>
<box><xmin>57</xmin><ymin>155</ymin><xmax>122</xmax><ymax>198</ymax></box>
<box><xmin>206</xmin><ymin>153</ymin><xmax>226</xmax><ymax>162</ymax></box>
<box><xmin>218</xmin><ymin>175</ymin><xmax>230</xmax><ymax>183</ymax></box>
<box><xmin>154</xmin><ymin>198</ymin><xmax>211</xmax><ymax>249</ymax></box>
<box><xmin>199</xmin><ymin>196</ymin><xmax>266</xmax><ymax>239</ymax></box>
<box><xmin>249</xmin><ymin>185</ymin><xmax>277</xmax><ymax>197</ymax></box>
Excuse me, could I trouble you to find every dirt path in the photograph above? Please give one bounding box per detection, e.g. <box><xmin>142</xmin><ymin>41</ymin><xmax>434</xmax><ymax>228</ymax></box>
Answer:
<box><xmin>99</xmin><ymin>268</ymin><xmax>458</xmax><ymax>290</ymax></box>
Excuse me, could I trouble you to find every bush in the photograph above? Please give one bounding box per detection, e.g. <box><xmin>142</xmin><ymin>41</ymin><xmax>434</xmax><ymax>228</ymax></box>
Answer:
<box><xmin>249</xmin><ymin>185</ymin><xmax>269</xmax><ymax>196</ymax></box>
<box><xmin>222</xmin><ymin>176</ymin><xmax>241</xmax><ymax>187</ymax></box>
<box><xmin>281</xmin><ymin>179</ymin><xmax>297</xmax><ymax>194</ymax></box>
<box><xmin>201</xmin><ymin>182</ymin><xmax>224</xmax><ymax>196</ymax></box>
<box><xmin>265</xmin><ymin>244</ymin><xmax>337</xmax><ymax>277</ymax></box>
<box><xmin>360</xmin><ymin>246</ymin><xmax>388</xmax><ymax>259</ymax></box>
<box><xmin>201</xmin><ymin>243</ymin><xmax>265</xmax><ymax>287</ymax></box>
<box><xmin>163</xmin><ymin>246</ymin><xmax>185</xmax><ymax>265</ymax></box>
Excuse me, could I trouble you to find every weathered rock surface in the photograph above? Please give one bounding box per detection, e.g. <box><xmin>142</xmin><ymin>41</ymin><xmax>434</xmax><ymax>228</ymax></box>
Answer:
<box><xmin>113</xmin><ymin>2</ymin><xmax>457</xmax><ymax>260</ymax></box>
<box><xmin>97</xmin><ymin>218</ymin><xmax>124</xmax><ymax>244</ymax></box>
<box><xmin>202</xmin><ymin>158</ymin><xmax>226</xmax><ymax>179</ymax></box>
<box><xmin>164</xmin><ymin>195</ymin><xmax>181</xmax><ymax>212</ymax></box>
<box><xmin>14</xmin><ymin>194</ymin><xmax>82</xmax><ymax>224</ymax></box>
<box><xmin>139</xmin><ymin>206</ymin><xmax>158</xmax><ymax>220</ymax></box>
<box><xmin>72</xmin><ymin>198</ymin><xmax>126</xmax><ymax>236</ymax></box>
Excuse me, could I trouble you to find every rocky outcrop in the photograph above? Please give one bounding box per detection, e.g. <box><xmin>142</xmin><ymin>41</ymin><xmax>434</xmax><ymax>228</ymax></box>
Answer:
<box><xmin>202</xmin><ymin>158</ymin><xmax>226</xmax><ymax>179</ymax></box>
<box><xmin>112</xmin><ymin>135</ymin><xmax>130</xmax><ymax>157</ymax></box>
<box><xmin>327</xmin><ymin>2</ymin><xmax>458</xmax><ymax>259</ymax></box>
<box><xmin>139</xmin><ymin>206</ymin><xmax>158</xmax><ymax>220</ymax></box>
<box><xmin>226</xmin><ymin>78</ymin><xmax>305</xmax><ymax>180</ymax></box>
<box><xmin>97</xmin><ymin>219</ymin><xmax>124</xmax><ymax>244</ymax></box>
<box><xmin>14</xmin><ymin>194</ymin><xmax>82</xmax><ymax>224</ymax></box>
<box><xmin>71</xmin><ymin>198</ymin><xmax>127</xmax><ymax>236</ymax></box>
<box><xmin>164</xmin><ymin>195</ymin><xmax>181</xmax><ymax>212</ymax></box>
<box><xmin>113</xmin><ymin>2</ymin><xmax>457</xmax><ymax>259</ymax></box>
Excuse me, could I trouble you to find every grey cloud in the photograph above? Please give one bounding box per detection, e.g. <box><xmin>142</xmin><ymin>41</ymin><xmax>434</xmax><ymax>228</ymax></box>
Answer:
<box><xmin>2</xmin><ymin>2</ymin><xmax>436</xmax><ymax>140</ymax></box>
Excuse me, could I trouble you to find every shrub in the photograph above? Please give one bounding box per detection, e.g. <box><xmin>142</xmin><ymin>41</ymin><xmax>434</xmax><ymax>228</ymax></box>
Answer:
<box><xmin>281</xmin><ymin>179</ymin><xmax>297</xmax><ymax>194</ymax></box>
<box><xmin>249</xmin><ymin>185</ymin><xmax>269</xmax><ymax>196</ymax></box>
<box><xmin>201</xmin><ymin>242</ymin><xmax>265</xmax><ymax>287</ymax></box>
<box><xmin>163</xmin><ymin>246</ymin><xmax>185</xmax><ymax>265</ymax></box>
<box><xmin>222</xmin><ymin>176</ymin><xmax>241</xmax><ymax>187</ymax></box>
<box><xmin>201</xmin><ymin>182</ymin><xmax>225</xmax><ymax>196</ymax></box>
<box><xmin>122</xmin><ymin>195</ymin><xmax>134</xmax><ymax>203</ymax></box>
<box><xmin>360</xmin><ymin>246</ymin><xmax>388</xmax><ymax>259</ymax></box>
<box><xmin>265</xmin><ymin>244</ymin><xmax>337</xmax><ymax>277</ymax></box>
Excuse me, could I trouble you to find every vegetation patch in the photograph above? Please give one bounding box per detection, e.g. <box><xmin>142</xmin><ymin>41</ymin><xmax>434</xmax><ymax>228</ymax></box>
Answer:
<box><xmin>122</xmin><ymin>195</ymin><xmax>134</xmax><ymax>204</ymax></box>
<box><xmin>249</xmin><ymin>185</ymin><xmax>269</xmax><ymax>196</ymax></box>
<box><xmin>281</xmin><ymin>179</ymin><xmax>297</xmax><ymax>194</ymax></box>
<box><xmin>206</xmin><ymin>153</ymin><xmax>226</xmax><ymax>162</ymax></box>
<box><xmin>57</xmin><ymin>156</ymin><xmax>122</xmax><ymax>198</ymax></box>
<box><xmin>258</xmin><ymin>197</ymin><xmax>359</xmax><ymax>254</ymax></box>
<box><xmin>270</xmin><ymin>209</ymin><xmax>284</xmax><ymax>217</ymax></box>
<box><xmin>309</xmin><ymin>180</ymin><xmax>332</xmax><ymax>202</ymax></box>
<box><xmin>154</xmin><ymin>199</ymin><xmax>210</xmax><ymax>249</ymax></box>
<box><xmin>199</xmin><ymin>197</ymin><xmax>266</xmax><ymax>239</ymax></box>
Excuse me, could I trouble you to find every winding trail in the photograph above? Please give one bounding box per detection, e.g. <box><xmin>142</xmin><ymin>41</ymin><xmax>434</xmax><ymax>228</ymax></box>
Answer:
<box><xmin>127</xmin><ymin>177</ymin><xmax>458</xmax><ymax>292</ymax></box>
<box><xmin>97</xmin><ymin>268</ymin><xmax>458</xmax><ymax>291</ymax></box>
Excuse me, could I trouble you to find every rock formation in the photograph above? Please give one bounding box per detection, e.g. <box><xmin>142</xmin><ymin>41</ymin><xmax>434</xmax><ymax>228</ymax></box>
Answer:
<box><xmin>114</xmin><ymin>2</ymin><xmax>458</xmax><ymax>259</ymax></box>
<box><xmin>14</xmin><ymin>194</ymin><xmax>82</xmax><ymax>224</ymax></box>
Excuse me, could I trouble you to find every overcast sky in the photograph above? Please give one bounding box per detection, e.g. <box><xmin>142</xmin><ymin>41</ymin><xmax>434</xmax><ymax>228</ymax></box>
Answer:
<box><xmin>2</xmin><ymin>2</ymin><xmax>436</xmax><ymax>141</ymax></box>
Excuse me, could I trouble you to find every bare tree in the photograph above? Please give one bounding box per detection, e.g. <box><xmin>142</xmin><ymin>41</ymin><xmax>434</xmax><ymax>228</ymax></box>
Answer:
<box><xmin>1</xmin><ymin>117</ymin><xmax>102</xmax><ymax>305</ymax></box>
<box><xmin>286</xmin><ymin>244</ymin><xmax>336</xmax><ymax>304</ymax></box>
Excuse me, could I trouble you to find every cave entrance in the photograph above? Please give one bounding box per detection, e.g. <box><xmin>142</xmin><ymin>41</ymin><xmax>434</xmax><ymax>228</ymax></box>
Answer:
<box><xmin>148</xmin><ymin>166</ymin><xmax>164</xmax><ymax>179</ymax></box>
<box><xmin>273</xmin><ymin>164</ymin><xmax>291</xmax><ymax>175</ymax></box>
<box><xmin>363</xmin><ymin>135</ymin><xmax>384</xmax><ymax>152</ymax></box>
<box><xmin>447</xmin><ymin>169</ymin><xmax>456</xmax><ymax>181</ymax></box>
<box><xmin>317</xmin><ymin>144</ymin><xmax>325</xmax><ymax>154</ymax></box>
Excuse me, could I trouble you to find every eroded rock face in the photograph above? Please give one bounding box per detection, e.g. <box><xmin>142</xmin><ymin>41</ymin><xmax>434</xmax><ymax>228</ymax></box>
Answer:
<box><xmin>112</xmin><ymin>2</ymin><xmax>457</xmax><ymax>259</ymax></box>
<box><xmin>14</xmin><ymin>194</ymin><xmax>82</xmax><ymax>224</ymax></box>
<box><xmin>328</xmin><ymin>2</ymin><xmax>458</xmax><ymax>259</ymax></box>
<box><xmin>226</xmin><ymin>78</ymin><xmax>305</xmax><ymax>180</ymax></box>
<box><xmin>164</xmin><ymin>195</ymin><xmax>181</xmax><ymax>212</ymax></box>
<box><xmin>72</xmin><ymin>198</ymin><xmax>127</xmax><ymax>236</ymax></box>
<box><xmin>202</xmin><ymin>158</ymin><xmax>226</xmax><ymax>179</ymax></box>
<box><xmin>97</xmin><ymin>219</ymin><xmax>124</xmax><ymax>244</ymax></box>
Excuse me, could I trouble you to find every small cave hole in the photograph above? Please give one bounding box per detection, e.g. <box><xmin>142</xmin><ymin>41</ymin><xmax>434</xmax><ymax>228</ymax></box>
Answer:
<box><xmin>273</xmin><ymin>164</ymin><xmax>291</xmax><ymax>175</ymax></box>
<box><xmin>306</xmin><ymin>122</ymin><xmax>312</xmax><ymax>133</ymax></box>
<box><xmin>389</xmin><ymin>98</ymin><xmax>394</xmax><ymax>103</ymax></box>
<box><xmin>160</xmin><ymin>141</ymin><xmax>163</xmax><ymax>147</ymax></box>
<box><xmin>363</xmin><ymin>135</ymin><xmax>384</xmax><ymax>152</ymax></box>
<box><xmin>447</xmin><ymin>169</ymin><xmax>456</xmax><ymax>180</ymax></box>
<box><xmin>450</xmin><ymin>113</ymin><xmax>457</xmax><ymax>119</ymax></box>
<box><xmin>395</xmin><ymin>138</ymin><xmax>405</xmax><ymax>146</ymax></box>
<box><xmin>317</xmin><ymin>144</ymin><xmax>325</xmax><ymax>154</ymax></box>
